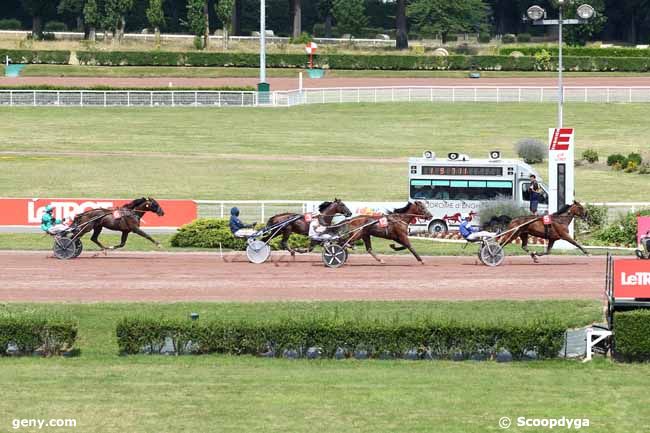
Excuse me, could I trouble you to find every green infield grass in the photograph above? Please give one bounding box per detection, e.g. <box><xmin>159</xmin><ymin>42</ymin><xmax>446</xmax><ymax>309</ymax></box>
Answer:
<box><xmin>1</xmin><ymin>103</ymin><xmax>649</xmax><ymax>202</ymax></box>
<box><xmin>2</xmin><ymin>301</ymin><xmax>650</xmax><ymax>433</ymax></box>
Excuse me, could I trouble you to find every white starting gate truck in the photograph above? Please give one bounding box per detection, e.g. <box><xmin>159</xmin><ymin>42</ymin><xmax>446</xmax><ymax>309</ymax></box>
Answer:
<box><xmin>408</xmin><ymin>150</ymin><xmax>549</xmax><ymax>233</ymax></box>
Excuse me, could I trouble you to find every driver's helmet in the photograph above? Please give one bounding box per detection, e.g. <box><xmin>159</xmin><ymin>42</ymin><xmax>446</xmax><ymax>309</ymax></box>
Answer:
<box><xmin>45</xmin><ymin>204</ymin><xmax>53</xmax><ymax>213</ymax></box>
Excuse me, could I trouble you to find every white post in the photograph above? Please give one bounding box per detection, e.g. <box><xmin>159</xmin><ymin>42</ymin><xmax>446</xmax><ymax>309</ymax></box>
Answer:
<box><xmin>558</xmin><ymin>5</ymin><xmax>563</xmax><ymax>128</ymax></box>
<box><xmin>127</xmin><ymin>91</ymin><xmax>130</xmax><ymax>107</ymax></box>
<box><xmin>260</xmin><ymin>0</ymin><xmax>266</xmax><ymax>84</ymax></box>
<box><xmin>629</xmin><ymin>87</ymin><xmax>632</xmax><ymax>103</ymax></box>
<box><xmin>299</xmin><ymin>72</ymin><xmax>303</xmax><ymax>91</ymax></box>
<box><xmin>57</xmin><ymin>91</ymin><xmax>60</xmax><ymax>106</ymax></box>
<box><xmin>9</xmin><ymin>90</ymin><xmax>12</xmax><ymax>106</ymax></box>
<box><xmin>194</xmin><ymin>91</ymin><xmax>198</xmax><ymax>107</ymax></box>
<box><xmin>518</xmin><ymin>87</ymin><xmax>521</xmax><ymax>103</ymax></box>
<box><xmin>104</xmin><ymin>92</ymin><xmax>107</xmax><ymax>107</ymax></box>
<box><xmin>497</xmin><ymin>87</ymin><xmax>500</xmax><ymax>103</ymax></box>
<box><xmin>80</xmin><ymin>91</ymin><xmax>83</xmax><ymax>107</ymax></box>
<box><xmin>33</xmin><ymin>91</ymin><xmax>36</xmax><ymax>106</ymax></box>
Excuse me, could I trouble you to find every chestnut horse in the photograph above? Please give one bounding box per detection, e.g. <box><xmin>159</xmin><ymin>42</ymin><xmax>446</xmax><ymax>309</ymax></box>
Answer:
<box><xmin>263</xmin><ymin>199</ymin><xmax>352</xmax><ymax>253</ymax></box>
<box><xmin>72</xmin><ymin>197</ymin><xmax>165</xmax><ymax>252</ymax></box>
<box><xmin>499</xmin><ymin>201</ymin><xmax>589</xmax><ymax>262</ymax></box>
<box><xmin>344</xmin><ymin>201</ymin><xmax>432</xmax><ymax>264</ymax></box>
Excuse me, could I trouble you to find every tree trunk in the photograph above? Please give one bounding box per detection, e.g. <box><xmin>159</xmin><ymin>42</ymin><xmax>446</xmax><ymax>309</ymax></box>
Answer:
<box><xmin>223</xmin><ymin>26</ymin><xmax>229</xmax><ymax>49</ymax></box>
<box><xmin>395</xmin><ymin>0</ymin><xmax>408</xmax><ymax>50</ymax></box>
<box><xmin>627</xmin><ymin>15</ymin><xmax>637</xmax><ymax>44</ymax></box>
<box><xmin>155</xmin><ymin>26</ymin><xmax>161</xmax><ymax>48</ymax></box>
<box><xmin>231</xmin><ymin>0</ymin><xmax>240</xmax><ymax>36</ymax></box>
<box><xmin>325</xmin><ymin>15</ymin><xmax>332</xmax><ymax>38</ymax></box>
<box><xmin>76</xmin><ymin>16</ymin><xmax>84</xmax><ymax>32</ymax></box>
<box><xmin>292</xmin><ymin>0</ymin><xmax>302</xmax><ymax>38</ymax></box>
<box><xmin>32</xmin><ymin>15</ymin><xmax>42</xmax><ymax>35</ymax></box>
<box><xmin>203</xmin><ymin>1</ymin><xmax>210</xmax><ymax>48</ymax></box>
<box><xmin>118</xmin><ymin>16</ymin><xmax>126</xmax><ymax>42</ymax></box>
<box><xmin>88</xmin><ymin>26</ymin><xmax>96</xmax><ymax>42</ymax></box>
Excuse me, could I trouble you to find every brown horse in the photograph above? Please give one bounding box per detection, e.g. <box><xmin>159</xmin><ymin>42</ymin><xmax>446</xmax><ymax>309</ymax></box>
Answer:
<box><xmin>499</xmin><ymin>201</ymin><xmax>589</xmax><ymax>262</ymax></box>
<box><xmin>72</xmin><ymin>197</ymin><xmax>165</xmax><ymax>252</ymax></box>
<box><xmin>344</xmin><ymin>201</ymin><xmax>432</xmax><ymax>264</ymax></box>
<box><xmin>263</xmin><ymin>199</ymin><xmax>352</xmax><ymax>254</ymax></box>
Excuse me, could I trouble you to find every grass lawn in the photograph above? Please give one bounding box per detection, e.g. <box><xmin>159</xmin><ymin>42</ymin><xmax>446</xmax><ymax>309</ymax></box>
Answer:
<box><xmin>19</xmin><ymin>64</ymin><xmax>650</xmax><ymax>79</ymax></box>
<box><xmin>3</xmin><ymin>301</ymin><xmax>650</xmax><ymax>433</ymax></box>
<box><xmin>0</xmin><ymin>233</ymin><xmax>632</xmax><ymax>256</ymax></box>
<box><xmin>1</xmin><ymin>104</ymin><xmax>649</xmax><ymax>202</ymax></box>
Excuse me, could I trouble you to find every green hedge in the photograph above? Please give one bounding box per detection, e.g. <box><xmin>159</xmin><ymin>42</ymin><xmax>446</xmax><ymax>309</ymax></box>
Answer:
<box><xmin>170</xmin><ymin>218</ymin><xmax>309</xmax><ymax>250</ymax></box>
<box><xmin>501</xmin><ymin>46</ymin><xmax>650</xmax><ymax>58</ymax></box>
<box><xmin>614</xmin><ymin>310</ymin><xmax>650</xmax><ymax>362</ymax></box>
<box><xmin>0</xmin><ymin>49</ymin><xmax>70</xmax><ymax>64</ymax></box>
<box><xmin>5</xmin><ymin>48</ymin><xmax>650</xmax><ymax>72</ymax></box>
<box><xmin>116</xmin><ymin>315</ymin><xmax>565</xmax><ymax>360</ymax></box>
<box><xmin>0</xmin><ymin>314</ymin><xmax>77</xmax><ymax>356</ymax></box>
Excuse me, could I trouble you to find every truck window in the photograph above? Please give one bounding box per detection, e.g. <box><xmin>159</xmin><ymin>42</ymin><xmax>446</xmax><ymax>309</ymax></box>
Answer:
<box><xmin>411</xmin><ymin>180</ymin><xmax>513</xmax><ymax>201</ymax></box>
<box><xmin>521</xmin><ymin>182</ymin><xmax>549</xmax><ymax>204</ymax></box>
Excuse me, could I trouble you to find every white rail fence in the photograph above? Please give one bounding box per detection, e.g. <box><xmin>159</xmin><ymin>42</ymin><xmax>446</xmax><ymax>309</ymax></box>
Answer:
<box><xmin>196</xmin><ymin>200</ymin><xmax>650</xmax><ymax>224</ymax></box>
<box><xmin>273</xmin><ymin>86</ymin><xmax>650</xmax><ymax>106</ymax></box>
<box><xmin>4</xmin><ymin>87</ymin><xmax>650</xmax><ymax>107</ymax></box>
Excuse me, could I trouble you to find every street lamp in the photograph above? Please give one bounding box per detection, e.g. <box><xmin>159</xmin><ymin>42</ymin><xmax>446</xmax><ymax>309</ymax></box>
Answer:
<box><xmin>524</xmin><ymin>2</ymin><xmax>595</xmax><ymax>128</ymax></box>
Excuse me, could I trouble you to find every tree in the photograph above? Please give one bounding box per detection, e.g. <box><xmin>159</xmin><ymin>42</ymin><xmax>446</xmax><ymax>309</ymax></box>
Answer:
<box><xmin>187</xmin><ymin>0</ymin><xmax>209</xmax><ymax>49</ymax></box>
<box><xmin>332</xmin><ymin>0</ymin><xmax>367</xmax><ymax>37</ymax></box>
<box><xmin>407</xmin><ymin>0</ymin><xmax>489</xmax><ymax>43</ymax></box>
<box><xmin>21</xmin><ymin>0</ymin><xmax>56</xmax><ymax>34</ymax></box>
<box><xmin>215</xmin><ymin>0</ymin><xmax>234</xmax><ymax>49</ymax></box>
<box><xmin>396</xmin><ymin>0</ymin><xmax>408</xmax><ymax>50</ymax></box>
<box><xmin>58</xmin><ymin>0</ymin><xmax>85</xmax><ymax>31</ymax></box>
<box><xmin>146</xmin><ymin>0</ymin><xmax>165</xmax><ymax>46</ymax></box>
<box><xmin>83</xmin><ymin>0</ymin><xmax>100</xmax><ymax>40</ymax></box>
<box><xmin>563</xmin><ymin>0</ymin><xmax>607</xmax><ymax>46</ymax></box>
<box><xmin>104</xmin><ymin>0</ymin><xmax>135</xmax><ymax>42</ymax></box>
<box><xmin>317</xmin><ymin>0</ymin><xmax>333</xmax><ymax>37</ymax></box>
<box><xmin>291</xmin><ymin>0</ymin><xmax>302</xmax><ymax>38</ymax></box>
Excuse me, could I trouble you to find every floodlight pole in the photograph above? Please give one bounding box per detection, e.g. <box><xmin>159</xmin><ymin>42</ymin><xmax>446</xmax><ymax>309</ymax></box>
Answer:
<box><xmin>558</xmin><ymin>4</ymin><xmax>563</xmax><ymax>128</ymax></box>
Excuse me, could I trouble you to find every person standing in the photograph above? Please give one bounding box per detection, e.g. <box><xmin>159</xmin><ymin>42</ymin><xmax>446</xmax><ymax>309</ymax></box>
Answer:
<box><xmin>528</xmin><ymin>174</ymin><xmax>541</xmax><ymax>215</ymax></box>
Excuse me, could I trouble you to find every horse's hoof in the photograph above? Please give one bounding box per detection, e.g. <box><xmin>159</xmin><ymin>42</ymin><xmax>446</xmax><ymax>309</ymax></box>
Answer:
<box><xmin>108</xmin><ymin>246</ymin><xmax>115</xmax><ymax>250</ymax></box>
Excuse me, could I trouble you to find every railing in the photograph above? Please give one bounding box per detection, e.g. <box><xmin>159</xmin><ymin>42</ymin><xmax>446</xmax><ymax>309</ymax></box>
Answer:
<box><xmin>274</xmin><ymin>86</ymin><xmax>650</xmax><ymax>106</ymax></box>
<box><xmin>0</xmin><ymin>90</ymin><xmax>258</xmax><ymax>107</ymax></box>
<box><xmin>3</xmin><ymin>87</ymin><xmax>650</xmax><ymax>107</ymax></box>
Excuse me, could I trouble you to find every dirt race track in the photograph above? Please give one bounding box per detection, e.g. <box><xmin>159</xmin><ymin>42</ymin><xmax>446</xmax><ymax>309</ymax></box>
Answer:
<box><xmin>0</xmin><ymin>251</ymin><xmax>606</xmax><ymax>303</ymax></box>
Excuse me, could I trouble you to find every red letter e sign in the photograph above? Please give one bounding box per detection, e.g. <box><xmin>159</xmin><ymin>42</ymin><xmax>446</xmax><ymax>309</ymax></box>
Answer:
<box><xmin>549</xmin><ymin>128</ymin><xmax>574</xmax><ymax>151</ymax></box>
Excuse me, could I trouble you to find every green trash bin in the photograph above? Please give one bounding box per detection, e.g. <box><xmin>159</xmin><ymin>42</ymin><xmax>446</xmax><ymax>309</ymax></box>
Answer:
<box><xmin>257</xmin><ymin>82</ymin><xmax>271</xmax><ymax>104</ymax></box>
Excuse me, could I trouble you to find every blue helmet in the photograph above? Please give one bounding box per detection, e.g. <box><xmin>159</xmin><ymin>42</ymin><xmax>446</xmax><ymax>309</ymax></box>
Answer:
<box><xmin>45</xmin><ymin>204</ymin><xmax>53</xmax><ymax>213</ymax></box>
<box><xmin>230</xmin><ymin>207</ymin><xmax>239</xmax><ymax>217</ymax></box>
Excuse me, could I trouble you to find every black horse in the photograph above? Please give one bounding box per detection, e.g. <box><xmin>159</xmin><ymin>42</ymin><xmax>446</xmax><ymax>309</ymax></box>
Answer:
<box><xmin>72</xmin><ymin>197</ymin><xmax>165</xmax><ymax>252</ymax></box>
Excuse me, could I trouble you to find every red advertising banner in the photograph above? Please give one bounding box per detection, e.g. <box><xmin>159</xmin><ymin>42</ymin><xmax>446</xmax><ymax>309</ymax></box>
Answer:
<box><xmin>638</xmin><ymin>216</ymin><xmax>650</xmax><ymax>245</ymax></box>
<box><xmin>613</xmin><ymin>259</ymin><xmax>650</xmax><ymax>299</ymax></box>
<box><xmin>0</xmin><ymin>198</ymin><xmax>197</xmax><ymax>228</ymax></box>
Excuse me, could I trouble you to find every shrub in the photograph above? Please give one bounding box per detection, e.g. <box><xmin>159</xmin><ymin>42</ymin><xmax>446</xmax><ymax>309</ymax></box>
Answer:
<box><xmin>479</xmin><ymin>200</ymin><xmax>526</xmax><ymax>231</ymax></box>
<box><xmin>500</xmin><ymin>46</ymin><xmax>650</xmax><ymax>58</ymax></box>
<box><xmin>517</xmin><ymin>33</ymin><xmax>532</xmax><ymax>43</ymax></box>
<box><xmin>624</xmin><ymin>160</ymin><xmax>638</xmax><ymax>173</ymax></box>
<box><xmin>596</xmin><ymin>209</ymin><xmax>650</xmax><ymax>246</ymax></box>
<box><xmin>290</xmin><ymin>32</ymin><xmax>312</xmax><ymax>44</ymax></box>
<box><xmin>581</xmin><ymin>149</ymin><xmax>599</xmax><ymax>163</ymax></box>
<box><xmin>0</xmin><ymin>18</ymin><xmax>22</xmax><ymax>30</ymax></box>
<box><xmin>614</xmin><ymin>309</ymin><xmax>650</xmax><ymax>362</ymax></box>
<box><xmin>445</xmin><ymin>35</ymin><xmax>458</xmax><ymax>42</ymax></box>
<box><xmin>0</xmin><ymin>314</ymin><xmax>77</xmax><ymax>356</ymax></box>
<box><xmin>534</xmin><ymin>49</ymin><xmax>552</xmax><ymax>71</ymax></box>
<box><xmin>116</xmin><ymin>315</ymin><xmax>565</xmax><ymax>360</ymax></box>
<box><xmin>170</xmin><ymin>218</ymin><xmax>309</xmax><ymax>251</ymax></box>
<box><xmin>575</xmin><ymin>204</ymin><xmax>608</xmax><ymax>234</ymax></box>
<box><xmin>515</xmin><ymin>138</ymin><xmax>547</xmax><ymax>164</ymax></box>
<box><xmin>43</xmin><ymin>21</ymin><xmax>67</xmax><ymax>32</ymax></box>
<box><xmin>0</xmin><ymin>49</ymin><xmax>70</xmax><ymax>64</ymax></box>
<box><xmin>502</xmin><ymin>34</ymin><xmax>516</xmax><ymax>44</ymax></box>
<box><xmin>639</xmin><ymin>163</ymin><xmax>650</xmax><ymax>175</ymax></box>
<box><xmin>627</xmin><ymin>152</ymin><xmax>643</xmax><ymax>166</ymax></box>
<box><xmin>312</xmin><ymin>23</ymin><xmax>326</xmax><ymax>37</ymax></box>
<box><xmin>453</xmin><ymin>43</ymin><xmax>478</xmax><ymax>56</ymax></box>
<box><xmin>607</xmin><ymin>153</ymin><xmax>627</xmax><ymax>167</ymax></box>
<box><xmin>478</xmin><ymin>33</ymin><xmax>491</xmax><ymax>43</ymax></box>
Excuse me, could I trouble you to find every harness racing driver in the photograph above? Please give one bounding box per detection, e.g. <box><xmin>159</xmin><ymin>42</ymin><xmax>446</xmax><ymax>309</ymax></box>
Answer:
<box><xmin>229</xmin><ymin>207</ymin><xmax>257</xmax><ymax>237</ymax></box>
<box><xmin>40</xmin><ymin>204</ymin><xmax>69</xmax><ymax>235</ymax></box>
<box><xmin>459</xmin><ymin>215</ymin><xmax>495</xmax><ymax>242</ymax></box>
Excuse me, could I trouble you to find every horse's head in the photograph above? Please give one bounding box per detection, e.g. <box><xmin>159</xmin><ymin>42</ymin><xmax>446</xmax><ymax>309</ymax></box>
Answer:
<box><xmin>411</xmin><ymin>200</ymin><xmax>433</xmax><ymax>220</ymax></box>
<box><xmin>569</xmin><ymin>200</ymin><xmax>587</xmax><ymax>220</ymax></box>
<box><xmin>321</xmin><ymin>198</ymin><xmax>352</xmax><ymax>217</ymax></box>
<box><xmin>133</xmin><ymin>197</ymin><xmax>165</xmax><ymax>216</ymax></box>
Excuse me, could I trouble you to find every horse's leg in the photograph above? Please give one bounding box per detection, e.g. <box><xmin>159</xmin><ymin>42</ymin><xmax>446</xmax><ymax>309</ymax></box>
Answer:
<box><xmin>536</xmin><ymin>239</ymin><xmax>555</xmax><ymax>258</ymax></box>
<box><xmin>110</xmin><ymin>231</ymin><xmax>129</xmax><ymax>250</ymax></box>
<box><xmin>557</xmin><ymin>232</ymin><xmax>590</xmax><ymax>256</ymax></box>
<box><xmin>390</xmin><ymin>244</ymin><xmax>407</xmax><ymax>251</ymax></box>
<box><xmin>519</xmin><ymin>232</ymin><xmax>538</xmax><ymax>263</ymax></box>
<box><xmin>363</xmin><ymin>235</ymin><xmax>383</xmax><ymax>263</ymax></box>
<box><xmin>132</xmin><ymin>227</ymin><xmax>162</xmax><ymax>248</ymax></box>
<box><xmin>90</xmin><ymin>226</ymin><xmax>109</xmax><ymax>251</ymax></box>
<box><xmin>394</xmin><ymin>235</ymin><xmax>424</xmax><ymax>264</ymax></box>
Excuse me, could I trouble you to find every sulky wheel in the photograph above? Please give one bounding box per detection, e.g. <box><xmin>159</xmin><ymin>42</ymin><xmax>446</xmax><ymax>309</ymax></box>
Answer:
<box><xmin>72</xmin><ymin>239</ymin><xmax>83</xmax><ymax>258</ymax></box>
<box><xmin>322</xmin><ymin>243</ymin><xmax>348</xmax><ymax>268</ymax></box>
<box><xmin>246</xmin><ymin>240</ymin><xmax>271</xmax><ymax>264</ymax></box>
<box><xmin>53</xmin><ymin>237</ymin><xmax>77</xmax><ymax>260</ymax></box>
<box><xmin>479</xmin><ymin>241</ymin><xmax>505</xmax><ymax>267</ymax></box>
